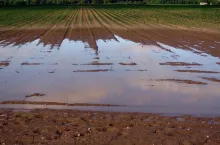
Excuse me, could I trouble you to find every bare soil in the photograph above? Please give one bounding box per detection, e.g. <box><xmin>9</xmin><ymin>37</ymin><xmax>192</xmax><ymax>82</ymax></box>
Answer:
<box><xmin>73</xmin><ymin>69</ymin><xmax>113</xmax><ymax>72</ymax></box>
<box><xmin>159</xmin><ymin>62</ymin><xmax>202</xmax><ymax>66</ymax></box>
<box><xmin>200</xmin><ymin>77</ymin><xmax>220</xmax><ymax>83</ymax></box>
<box><xmin>157</xmin><ymin>79</ymin><xmax>207</xmax><ymax>85</ymax></box>
<box><xmin>119</xmin><ymin>62</ymin><xmax>137</xmax><ymax>66</ymax></box>
<box><xmin>82</xmin><ymin>62</ymin><xmax>113</xmax><ymax>65</ymax></box>
<box><xmin>175</xmin><ymin>70</ymin><xmax>220</xmax><ymax>74</ymax></box>
<box><xmin>21</xmin><ymin>62</ymin><xmax>44</xmax><ymax>65</ymax></box>
<box><xmin>25</xmin><ymin>93</ymin><xmax>46</xmax><ymax>98</ymax></box>
<box><xmin>0</xmin><ymin>61</ymin><xmax>10</xmax><ymax>67</ymax></box>
<box><xmin>0</xmin><ymin>109</ymin><xmax>220</xmax><ymax>145</ymax></box>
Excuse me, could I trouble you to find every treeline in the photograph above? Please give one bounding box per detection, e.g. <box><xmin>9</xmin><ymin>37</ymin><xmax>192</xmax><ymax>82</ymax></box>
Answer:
<box><xmin>1</xmin><ymin>0</ymin><xmax>219</xmax><ymax>6</ymax></box>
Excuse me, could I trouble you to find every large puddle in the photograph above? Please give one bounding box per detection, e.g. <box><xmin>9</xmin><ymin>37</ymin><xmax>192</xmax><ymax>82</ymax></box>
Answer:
<box><xmin>0</xmin><ymin>28</ymin><xmax>220</xmax><ymax>116</ymax></box>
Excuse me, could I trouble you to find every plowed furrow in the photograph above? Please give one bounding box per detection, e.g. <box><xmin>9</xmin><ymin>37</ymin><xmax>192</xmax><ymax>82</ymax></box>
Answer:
<box><xmin>128</xmin><ymin>9</ymin><xmax>220</xmax><ymax>42</ymax></box>
<box><xmin>103</xmin><ymin>9</ymin><xmax>186</xmax><ymax>49</ymax></box>
<box><xmin>96</xmin><ymin>9</ymin><xmax>176</xmax><ymax>53</ymax></box>
<box><xmin>0</xmin><ymin>10</ymin><xmax>65</xmax><ymax>46</ymax></box>
<box><xmin>83</xmin><ymin>7</ymin><xmax>98</xmax><ymax>52</ymax></box>
<box><xmin>94</xmin><ymin>9</ymin><xmax>155</xmax><ymax>45</ymax></box>
<box><xmin>0</xmin><ymin>10</ymin><xmax>56</xmax><ymax>35</ymax></box>
<box><xmin>40</xmin><ymin>9</ymin><xmax>75</xmax><ymax>48</ymax></box>
<box><xmin>112</xmin><ymin>9</ymin><xmax>220</xmax><ymax>55</ymax></box>
<box><xmin>2</xmin><ymin>10</ymin><xmax>68</xmax><ymax>47</ymax></box>
<box><xmin>88</xmin><ymin>8</ymin><xmax>117</xmax><ymax>41</ymax></box>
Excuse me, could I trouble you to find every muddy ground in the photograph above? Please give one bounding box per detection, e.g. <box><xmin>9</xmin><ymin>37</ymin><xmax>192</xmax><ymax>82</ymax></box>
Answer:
<box><xmin>0</xmin><ymin>109</ymin><xmax>220</xmax><ymax>145</ymax></box>
<box><xmin>1</xmin><ymin>6</ymin><xmax>220</xmax><ymax>145</ymax></box>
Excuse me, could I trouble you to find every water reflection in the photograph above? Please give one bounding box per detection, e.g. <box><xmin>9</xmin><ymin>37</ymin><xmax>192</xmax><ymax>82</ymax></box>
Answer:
<box><xmin>0</xmin><ymin>28</ymin><xmax>220</xmax><ymax>115</ymax></box>
<box><xmin>1</xmin><ymin>28</ymin><xmax>220</xmax><ymax>57</ymax></box>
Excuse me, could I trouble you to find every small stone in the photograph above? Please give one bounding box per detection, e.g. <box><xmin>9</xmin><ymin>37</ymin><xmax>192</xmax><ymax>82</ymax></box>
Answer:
<box><xmin>206</xmin><ymin>135</ymin><xmax>209</xmax><ymax>138</ymax></box>
<box><xmin>109</xmin><ymin>123</ymin><xmax>113</xmax><ymax>126</ymax></box>
<box><xmin>126</xmin><ymin>127</ymin><xmax>130</xmax><ymax>130</ymax></box>
<box><xmin>88</xmin><ymin>128</ymin><xmax>91</xmax><ymax>131</ymax></box>
<box><xmin>182</xmin><ymin>140</ymin><xmax>193</xmax><ymax>145</ymax></box>
<box><xmin>77</xmin><ymin>133</ymin><xmax>81</xmax><ymax>137</ymax></box>
<box><xmin>56</xmin><ymin>130</ymin><xmax>62</xmax><ymax>137</ymax></box>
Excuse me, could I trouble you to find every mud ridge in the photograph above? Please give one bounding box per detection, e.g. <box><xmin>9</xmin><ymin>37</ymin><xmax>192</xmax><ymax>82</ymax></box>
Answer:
<box><xmin>0</xmin><ymin>61</ymin><xmax>10</xmax><ymax>67</ymax></box>
<box><xmin>25</xmin><ymin>93</ymin><xmax>46</xmax><ymax>98</ymax></box>
<box><xmin>0</xmin><ymin>101</ymin><xmax>122</xmax><ymax>106</ymax></box>
<box><xmin>200</xmin><ymin>77</ymin><xmax>220</xmax><ymax>83</ymax></box>
<box><xmin>119</xmin><ymin>62</ymin><xmax>137</xmax><ymax>66</ymax></box>
<box><xmin>157</xmin><ymin>79</ymin><xmax>207</xmax><ymax>85</ymax></box>
<box><xmin>175</xmin><ymin>70</ymin><xmax>220</xmax><ymax>74</ymax></box>
<box><xmin>21</xmin><ymin>62</ymin><xmax>44</xmax><ymax>65</ymax></box>
<box><xmin>73</xmin><ymin>69</ymin><xmax>113</xmax><ymax>72</ymax></box>
<box><xmin>82</xmin><ymin>62</ymin><xmax>113</xmax><ymax>65</ymax></box>
<box><xmin>159</xmin><ymin>62</ymin><xmax>202</xmax><ymax>66</ymax></box>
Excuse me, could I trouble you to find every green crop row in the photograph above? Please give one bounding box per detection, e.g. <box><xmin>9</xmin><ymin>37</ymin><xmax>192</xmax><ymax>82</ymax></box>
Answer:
<box><xmin>0</xmin><ymin>5</ymin><xmax>219</xmax><ymax>30</ymax></box>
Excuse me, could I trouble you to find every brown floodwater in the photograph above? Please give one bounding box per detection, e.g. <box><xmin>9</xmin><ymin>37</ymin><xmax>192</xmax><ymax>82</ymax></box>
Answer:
<box><xmin>0</xmin><ymin>28</ymin><xmax>220</xmax><ymax>116</ymax></box>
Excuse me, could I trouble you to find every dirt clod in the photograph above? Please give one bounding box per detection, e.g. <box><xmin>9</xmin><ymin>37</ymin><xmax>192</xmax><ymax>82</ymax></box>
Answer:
<box><xmin>25</xmin><ymin>93</ymin><xmax>45</xmax><ymax>98</ymax></box>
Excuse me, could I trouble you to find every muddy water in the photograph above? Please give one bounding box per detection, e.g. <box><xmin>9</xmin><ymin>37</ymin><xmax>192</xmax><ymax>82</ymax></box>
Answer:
<box><xmin>0</xmin><ymin>29</ymin><xmax>220</xmax><ymax>116</ymax></box>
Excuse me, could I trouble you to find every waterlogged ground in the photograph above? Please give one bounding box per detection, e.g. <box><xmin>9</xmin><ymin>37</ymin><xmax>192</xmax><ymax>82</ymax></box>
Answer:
<box><xmin>1</xmin><ymin>6</ymin><xmax>220</xmax><ymax>145</ymax></box>
<box><xmin>0</xmin><ymin>27</ymin><xmax>220</xmax><ymax>116</ymax></box>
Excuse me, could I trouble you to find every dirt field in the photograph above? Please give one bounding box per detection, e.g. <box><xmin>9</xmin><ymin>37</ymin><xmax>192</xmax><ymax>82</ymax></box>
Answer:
<box><xmin>0</xmin><ymin>6</ymin><xmax>220</xmax><ymax>145</ymax></box>
<box><xmin>0</xmin><ymin>109</ymin><xmax>220</xmax><ymax>145</ymax></box>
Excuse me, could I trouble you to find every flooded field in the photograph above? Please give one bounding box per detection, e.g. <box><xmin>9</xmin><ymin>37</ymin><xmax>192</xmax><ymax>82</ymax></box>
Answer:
<box><xmin>0</xmin><ymin>6</ymin><xmax>220</xmax><ymax>116</ymax></box>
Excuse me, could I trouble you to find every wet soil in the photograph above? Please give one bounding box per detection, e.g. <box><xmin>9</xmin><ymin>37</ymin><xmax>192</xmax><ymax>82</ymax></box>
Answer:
<box><xmin>0</xmin><ymin>61</ymin><xmax>10</xmax><ymax>67</ymax></box>
<box><xmin>119</xmin><ymin>62</ymin><xmax>137</xmax><ymax>66</ymax></box>
<box><xmin>1</xmin><ymin>27</ymin><xmax>220</xmax><ymax>57</ymax></box>
<box><xmin>175</xmin><ymin>70</ymin><xmax>220</xmax><ymax>74</ymax></box>
<box><xmin>159</xmin><ymin>62</ymin><xmax>202</xmax><ymax>66</ymax></box>
<box><xmin>21</xmin><ymin>62</ymin><xmax>44</xmax><ymax>65</ymax></box>
<box><xmin>73</xmin><ymin>69</ymin><xmax>113</xmax><ymax>72</ymax></box>
<box><xmin>0</xmin><ymin>10</ymin><xmax>220</xmax><ymax>145</ymax></box>
<box><xmin>0</xmin><ymin>7</ymin><xmax>220</xmax><ymax>144</ymax></box>
<box><xmin>25</xmin><ymin>93</ymin><xmax>46</xmax><ymax>98</ymax></box>
<box><xmin>0</xmin><ymin>101</ymin><xmax>121</xmax><ymax>106</ymax></box>
<box><xmin>0</xmin><ymin>27</ymin><xmax>220</xmax><ymax>115</ymax></box>
<box><xmin>0</xmin><ymin>109</ymin><xmax>220</xmax><ymax>145</ymax></box>
<box><xmin>200</xmin><ymin>77</ymin><xmax>220</xmax><ymax>83</ymax></box>
<box><xmin>157</xmin><ymin>79</ymin><xmax>207</xmax><ymax>85</ymax></box>
<box><xmin>82</xmin><ymin>62</ymin><xmax>113</xmax><ymax>65</ymax></box>
<box><xmin>0</xmin><ymin>7</ymin><xmax>220</xmax><ymax>116</ymax></box>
